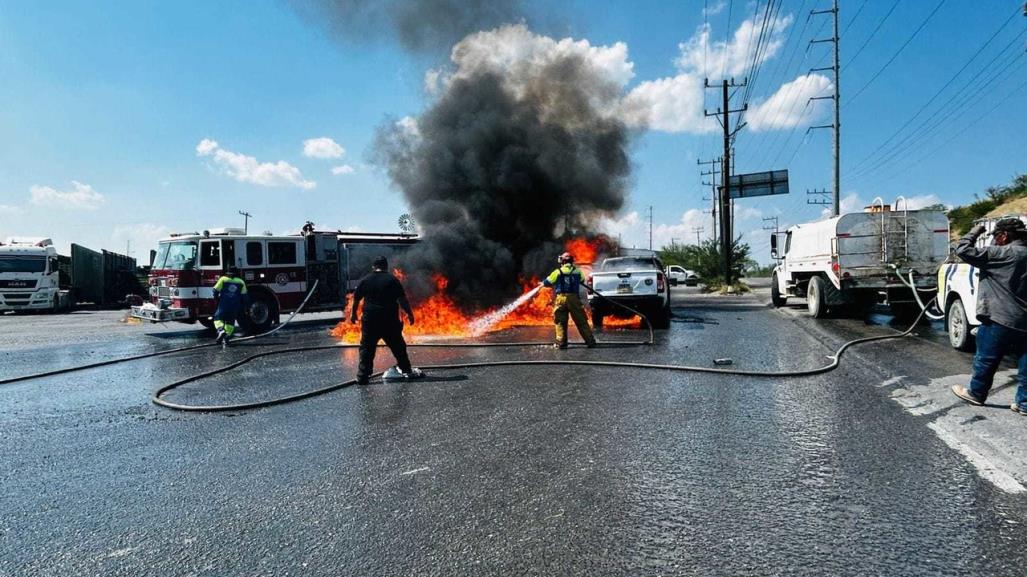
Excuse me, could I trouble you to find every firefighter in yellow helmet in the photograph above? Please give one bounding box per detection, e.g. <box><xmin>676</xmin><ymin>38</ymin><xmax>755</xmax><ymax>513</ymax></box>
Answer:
<box><xmin>543</xmin><ymin>252</ymin><xmax>597</xmax><ymax>349</ymax></box>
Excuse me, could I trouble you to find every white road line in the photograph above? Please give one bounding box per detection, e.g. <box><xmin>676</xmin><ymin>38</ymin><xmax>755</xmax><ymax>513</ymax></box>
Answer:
<box><xmin>926</xmin><ymin>422</ymin><xmax>1026</xmax><ymax>494</ymax></box>
<box><xmin>400</xmin><ymin>466</ymin><xmax>430</xmax><ymax>476</ymax></box>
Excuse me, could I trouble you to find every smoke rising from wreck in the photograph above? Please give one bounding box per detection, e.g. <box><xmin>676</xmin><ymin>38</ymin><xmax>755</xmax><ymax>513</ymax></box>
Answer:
<box><xmin>289</xmin><ymin>0</ymin><xmax>531</xmax><ymax>53</ymax></box>
<box><xmin>375</xmin><ymin>25</ymin><xmax>632</xmax><ymax>309</ymax></box>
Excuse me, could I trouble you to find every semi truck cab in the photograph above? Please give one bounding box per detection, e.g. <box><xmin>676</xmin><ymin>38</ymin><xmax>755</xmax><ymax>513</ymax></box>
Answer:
<box><xmin>0</xmin><ymin>238</ymin><xmax>63</xmax><ymax>312</ymax></box>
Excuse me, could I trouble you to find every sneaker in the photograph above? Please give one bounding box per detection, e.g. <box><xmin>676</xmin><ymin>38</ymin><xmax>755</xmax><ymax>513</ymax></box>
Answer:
<box><xmin>1011</xmin><ymin>404</ymin><xmax>1027</xmax><ymax>416</ymax></box>
<box><xmin>586</xmin><ymin>341</ymin><xmax>598</xmax><ymax>349</ymax></box>
<box><xmin>215</xmin><ymin>330</ymin><xmax>226</xmax><ymax>344</ymax></box>
<box><xmin>553</xmin><ymin>343</ymin><xmax>567</xmax><ymax>350</ymax></box>
<box><xmin>402</xmin><ymin>367</ymin><xmax>425</xmax><ymax>379</ymax></box>
<box><xmin>951</xmin><ymin>385</ymin><xmax>985</xmax><ymax>406</ymax></box>
<box><xmin>356</xmin><ymin>377</ymin><xmax>370</xmax><ymax>386</ymax></box>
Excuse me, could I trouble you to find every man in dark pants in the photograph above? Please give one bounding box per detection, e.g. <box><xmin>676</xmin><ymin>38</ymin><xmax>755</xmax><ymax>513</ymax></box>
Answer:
<box><xmin>950</xmin><ymin>218</ymin><xmax>1027</xmax><ymax>415</ymax></box>
<box><xmin>349</xmin><ymin>256</ymin><xmax>422</xmax><ymax>385</ymax></box>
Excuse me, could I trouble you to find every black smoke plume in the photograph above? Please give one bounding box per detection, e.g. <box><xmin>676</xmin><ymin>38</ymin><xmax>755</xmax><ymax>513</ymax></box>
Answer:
<box><xmin>288</xmin><ymin>0</ymin><xmax>529</xmax><ymax>53</ymax></box>
<box><xmin>376</xmin><ymin>27</ymin><xmax>632</xmax><ymax>309</ymax></box>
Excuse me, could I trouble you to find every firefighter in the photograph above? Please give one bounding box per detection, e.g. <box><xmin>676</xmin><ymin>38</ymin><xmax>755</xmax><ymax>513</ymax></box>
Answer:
<box><xmin>213</xmin><ymin>265</ymin><xmax>247</xmax><ymax>344</ymax></box>
<box><xmin>349</xmin><ymin>256</ymin><xmax>422</xmax><ymax>385</ymax></box>
<box><xmin>543</xmin><ymin>252</ymin><xmax>597</xmax><ymax>349</ymax></box>
<box><xmin>950</xmin><ymin>218</ymin><xmax>1027</xmax><ymax>415</ymax></box>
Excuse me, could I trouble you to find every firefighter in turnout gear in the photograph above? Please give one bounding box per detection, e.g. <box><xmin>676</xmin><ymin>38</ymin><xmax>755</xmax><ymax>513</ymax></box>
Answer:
<box><xmin>350</xmin><ymin>256</ymin><xmax>423</xmax><ymax>385</ymax></box>
<box><xmin>543</xmin><ymin>252</ymin><xmax>597</xmax><ymax>349</ymax></box>
<box><xmin>213</xmin><ymin>266</ymin><xmax>248</xmax><ymax>344</ymax></box>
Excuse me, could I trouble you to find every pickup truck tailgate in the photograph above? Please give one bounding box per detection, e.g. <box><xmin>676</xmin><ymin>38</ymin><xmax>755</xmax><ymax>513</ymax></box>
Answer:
<box><xmin>591</xmin><ymin>271</ymin><xmax>659</xmax><ymax>297</ymax></box>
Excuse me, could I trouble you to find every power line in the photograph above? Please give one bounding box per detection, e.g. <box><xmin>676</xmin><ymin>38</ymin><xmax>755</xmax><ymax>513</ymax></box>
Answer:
<box><xmin>847</xmin><ymin>7</ymin><xmax>1023</xmax><ymax>177</ymax></box>
<box><xmin>843</xmin><ymin>0</ymin><xmax>900</xmax><ymax>68</ymax></box>
<box><xmin>737</xmin><ymin>0</ymin><xmax>813</xmax><ymax>169</ymax></box>
<box><xmin>846</xmin><ymin>0</ymin><xmax>949</xmax><ymax>106</ymax></box>
<box><xmin>756</xmin><ymin>17</ymin><xmax>832</xmax><ymax>169</ymax></box>
<box><xmin>840</xmin><ymin>0</ymin><xmax>869</xmax><ymax>37</ymax></box>
<box><xmin>852</xmin><ymin>51</ymin><xmax>1026</xmax><ymax>186</ymax></box>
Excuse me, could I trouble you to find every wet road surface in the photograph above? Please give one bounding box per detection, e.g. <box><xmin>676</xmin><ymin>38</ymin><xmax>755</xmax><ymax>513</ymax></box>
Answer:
<box><xmin>2</xmin><ymin>287</ymin><xmax>1026</xmax><ymax>576</ymax></box>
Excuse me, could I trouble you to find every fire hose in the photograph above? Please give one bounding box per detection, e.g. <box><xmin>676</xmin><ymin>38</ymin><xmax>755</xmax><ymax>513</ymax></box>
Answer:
<box><xmin>3</xmin><ymin>280</ymin><xmax>933</xmax><ymax>413</ymax></box>
<box><xmin>0</xmin><ymin>280</ymin><xmax>327</xmax><ymax>386</ymax></box>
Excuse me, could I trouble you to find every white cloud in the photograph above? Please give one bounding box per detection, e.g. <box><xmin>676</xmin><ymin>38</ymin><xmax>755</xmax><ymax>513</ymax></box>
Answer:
<box><xmin>902</xmin><ymin>194</ymin><xmax>948</xmax><ymax>210</ymax></box>
<box><xmin>196</xmin><ymin>139</ymin><xmax>316</xmax><ymax>190</ymax></box>
<box><xmin>196</xmin><ymin>138</ymin><xmax>218</xmax><ymax>155</ymax></box>
<box><xmin>735</xmin><ymin>206</ymin><xmax>764</xmax><ymax>221</ymax></box>
<box><xmin>29</xmin><ymin>181</ymin><xmax>106</xmax><ymax>210</ymax></box>
<box><xmin>0</xmin><ymin>204</ymin><xmax>24</xmax><ymax>215</ymax></box>
<box><xmin>704</xmin><ymin>0</ymin><xmax>728</xmax><ymax>16</ymax></box>
<box><xmin>652</xmin><ymin>209</ymin><xmax>711</xmax><ymax>247</ymax></box>
<box><xmin>331</xmin><ymin>164</ymin><xmax>356</xmax><ymax>175</ymax></box>
<box><xmin>110</xmin><ymin>223</ymin><xmax>171</xmax><ymax>258</ymax></box>
<box><xmin>601</xmin><ymin>209</ymin><xmax>712</xmax><ymax>249</ymax></box>
<box><xmin>621</xmin><ymin>73</ymin><xmax>717</xmax><ymax>133</ymax></box>
<box><xmin>821</xmin><ymin>193</ymin><xmax>947</xmax><ymax>218</ymax></box>
<box><xmin>676</xmin><ymin>15</ymin><xmax>792</xmax><ymax>79</ymax></box>
<box><xmin>621</xmin><ymin>15</ymin><xmax>792</xmax><ymax>134</ymax></box>
<box><xmin>746</xmin><ymin>73</ymin><xmax>833</xmax><ymax>131</ymax></box>
<box><xmin>302</xmin><ymin>137</ymin><xmax>345</xmax><ymax>159</ymax></box>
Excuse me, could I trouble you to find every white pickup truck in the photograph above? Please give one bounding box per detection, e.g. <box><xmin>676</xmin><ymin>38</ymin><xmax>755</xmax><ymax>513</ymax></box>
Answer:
<box><xmin>588</xmin><ymin>256</ymin><xmax>671</xmax><ymax>328</ymax></box>
<box><xmin>770</xmin><ymin>198</ymin><xmax>950</xmax><ymax>318</ymax></box>
<box><xmin>665</xmin><ymin>265</ymin><xmax>698</xmax><ymax>286</ymax></box>
<box><xmin>938</xmin><ymin>214</ymin><xmax>1027</xmax><ymax>351</ymax></box>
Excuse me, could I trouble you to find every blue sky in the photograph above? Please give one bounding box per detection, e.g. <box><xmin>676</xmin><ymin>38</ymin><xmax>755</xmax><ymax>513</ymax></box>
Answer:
<box><xmin>0</xmin><ymin>1</ymin><xmax>1023</xmax><ymax>262</ymax></box>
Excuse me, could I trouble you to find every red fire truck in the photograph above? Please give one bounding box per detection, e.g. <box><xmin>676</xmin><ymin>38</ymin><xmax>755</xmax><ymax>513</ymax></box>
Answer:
<box><xmin>131</xmin><ymin>226</ymin><xmax>418</xmax><ymax>332</ymax></box>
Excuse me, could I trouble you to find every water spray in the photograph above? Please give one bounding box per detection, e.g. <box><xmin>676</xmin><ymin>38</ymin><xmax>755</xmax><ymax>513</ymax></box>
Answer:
<box><xmin>467</xmin><ymin>285</ymin><xmax>543</xmax><ymax>336</ymax></box>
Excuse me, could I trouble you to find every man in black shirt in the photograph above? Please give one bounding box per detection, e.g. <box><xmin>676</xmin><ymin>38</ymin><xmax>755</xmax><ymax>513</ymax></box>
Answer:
<box><xmin>349</xmin><ymin>256</ymin><xmax>420</xmax><ymax>385</ymax></box>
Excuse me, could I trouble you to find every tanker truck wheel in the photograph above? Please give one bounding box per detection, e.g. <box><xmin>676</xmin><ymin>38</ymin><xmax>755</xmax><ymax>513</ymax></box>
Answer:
<box><xmin>770</xmin><ymin>273</ymin><xmax>786</xmax><ymax>307</ymax></box>
<box><xmin>806</xmin><ymin>276</ymin><xmax>828</xmax><ymax>318</ymax></box>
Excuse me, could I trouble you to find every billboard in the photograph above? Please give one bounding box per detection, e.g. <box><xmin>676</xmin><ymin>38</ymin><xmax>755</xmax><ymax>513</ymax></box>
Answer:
<box><xmin>719</xmin><ymin>170</ymin><xmax>789</xmax><ymax>199</ymax></box>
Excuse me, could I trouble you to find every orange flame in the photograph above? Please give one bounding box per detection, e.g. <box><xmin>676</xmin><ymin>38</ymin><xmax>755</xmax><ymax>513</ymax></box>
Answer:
<box><xmin>330</xmin><ymin>237</ymin><xmax>640</xmax><ymax>341</ymax></box>
<box><xmin>564</xmin><ymin>237</ymin><xmax>601</xmax><ymax>265</ymax></box>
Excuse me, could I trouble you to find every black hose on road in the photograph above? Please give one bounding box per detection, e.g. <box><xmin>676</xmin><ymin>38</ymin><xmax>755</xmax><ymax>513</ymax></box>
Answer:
<box><xmin>151</xmin><ymin>297</ymin><xmax>932</xmax><ymax>412</ymax></box>
<box><xmin>0</xmin><ymin>280</ymin><xmax>325</xmax><ymax>386</ymax></box>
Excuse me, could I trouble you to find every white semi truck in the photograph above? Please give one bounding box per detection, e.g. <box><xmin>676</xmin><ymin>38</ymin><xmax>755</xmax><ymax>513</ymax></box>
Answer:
<box><xmin>770</xmin><ymin>198</ymin><xmax>950</xmax><ymax>318</ymax></box>
<box><xmin>937</xmin><ymin>214</ymin><xmax>1027</xmax><ymax>351</ymax></box>
<box><xmin>0</xmin><ymin>237</ymin><xmax>143</xmax><ymax>313</ymax></box>
<box><xmin>0</xmin><ymin>237</ymin><xmax>64</xmax><ymax>311</ymax></box>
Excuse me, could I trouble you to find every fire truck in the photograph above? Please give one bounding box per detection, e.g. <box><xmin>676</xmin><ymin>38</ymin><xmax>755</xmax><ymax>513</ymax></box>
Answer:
<box><xmin>131</xmin><ymin>226</ymin><xmax>418</xmax><ymax>332</ymax></box>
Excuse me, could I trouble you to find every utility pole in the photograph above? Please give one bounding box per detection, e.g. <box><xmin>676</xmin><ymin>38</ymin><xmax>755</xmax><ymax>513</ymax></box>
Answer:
<box><xmin>809</xmin><ymin>0</ymin><xmax>841</xmax><ymax>215</ymax></box>
<box><xmin>648</xmin><ymin>205</ymin><xmax>654</xmax><ymax>251</ymax></box>
<box><xmin>807</xmin><ymin>188</ymin><xmax>831</xmax><ymax>207</ymax></box>
<box><xmin>704</xmin><ymin>78</ymin><xmax>747</xmax><ymax>285</ymax></box>
<box><xmin>239</xmin><ymin>210</ymin><xmax>252</xmax><ymax>234</ymax></box>
<box><xmin>698</xmin><ymin>157</ymin><xmax>722</xmax><ymax>243</ymax></box>
<box><xmin>691</xmin><ymin>226</ymin><xmax>704</xmax><ymax>246</ymax></box>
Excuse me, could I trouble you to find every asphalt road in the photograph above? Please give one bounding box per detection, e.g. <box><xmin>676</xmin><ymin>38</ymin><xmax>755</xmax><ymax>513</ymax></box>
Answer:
<box><xmin>2</xmin><ymin>285</ymin><xmax>1026</xmax><ymax>576</ymax></box>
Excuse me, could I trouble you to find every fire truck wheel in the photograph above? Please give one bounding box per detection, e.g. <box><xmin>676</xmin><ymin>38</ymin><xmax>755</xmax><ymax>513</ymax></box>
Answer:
<box><xmin>198</xmin><ymin>318</ymin><xmax>216</xmax><ymax>332</ymax></box>
<box><xmin>243</xmin><ymin>291</ymin><xmax>277</xmax><ymax>334</ymax></box>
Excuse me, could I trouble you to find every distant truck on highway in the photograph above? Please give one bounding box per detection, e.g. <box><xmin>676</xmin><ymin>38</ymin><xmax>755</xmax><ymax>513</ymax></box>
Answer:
<box><xmin>770</xmin><ymin>198</ymin><xmax>950</xmax><ymax>318</ymax></box>
<box><xmin>0</xmin><ymin>237</ymin><xmax>142</xmax><ymax>313</ymax></box>
<box><xmin>665</xmin><ymin>265</ymin><xmax>698</xmax><ymax>286</ymax></box>
<box><xmin>131</xmin><ymin>226</ymin><xmax>418</xmax><ymax>332</ymax></box>
<box><xmin>588</xmin><ymin>255</ymin><xmax>671</xmax><ymax>328</ymax></box>
<box><xmin>938</xmin><ymin>214</ymin><xmax>1027</xmax><ymax>351</ymax></box>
